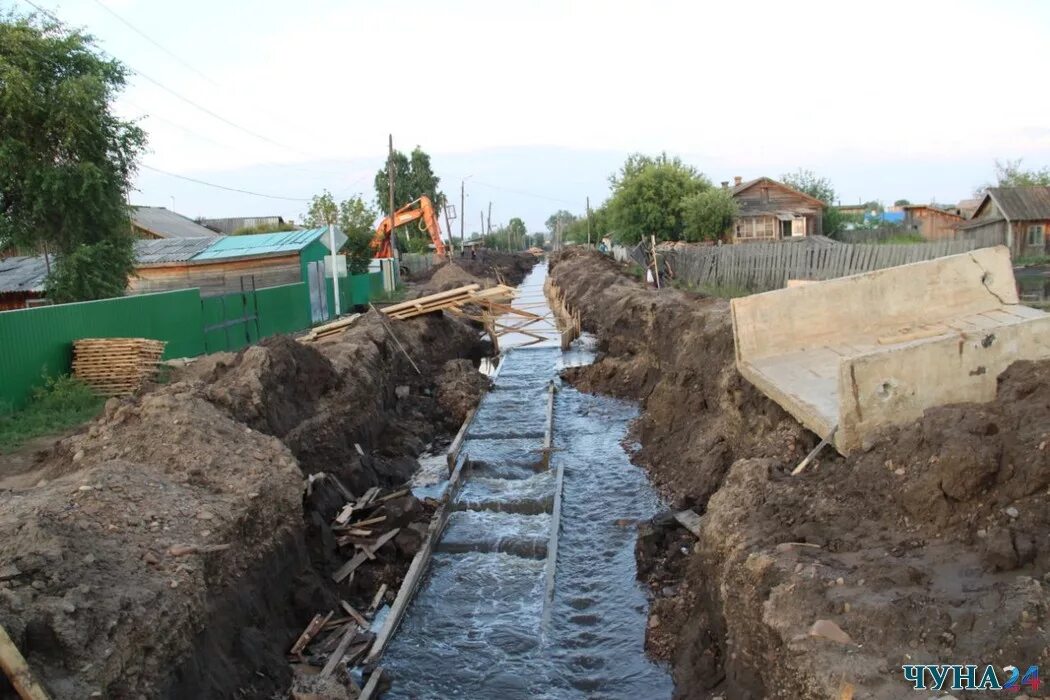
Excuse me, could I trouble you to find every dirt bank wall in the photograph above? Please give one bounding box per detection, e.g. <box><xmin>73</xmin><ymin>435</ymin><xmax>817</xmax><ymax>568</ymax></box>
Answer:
<box><xmin>550</xmin><ymin>248</ymin><xmax>1050</xmax><ymax>699</ymax></box>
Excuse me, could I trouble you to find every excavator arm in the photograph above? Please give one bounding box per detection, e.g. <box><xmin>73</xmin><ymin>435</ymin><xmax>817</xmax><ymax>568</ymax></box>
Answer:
<box><xmin>371</xmin><ymin>196</ymin><xmax>448</xmax><ymax>259</ymax></box>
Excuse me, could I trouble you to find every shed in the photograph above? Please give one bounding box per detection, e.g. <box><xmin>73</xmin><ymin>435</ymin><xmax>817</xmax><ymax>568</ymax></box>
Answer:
<box><xmin>0</xmin><ymin>256</ymin><xmax>50</xmax><ymax>310</ymax></box>
<box><xmin>131</xmin><ymin>206</ymin><xmax>221</xmax><ymax>240</ymax></box>
<box><xmin>130</xmin><ymin>228</ymin><xmax>346</xmax><ymax>322</ymax></box>
<box><xmin>901</xmin><ymin>205</ymin><xmax>963</xmax><ymax>240</ymax></box>
<box><xmin>958</xmin><ymin>187</ymin><xmax>1050</xmax><ymax>257</ymax></box>
<box><xmin>728</xmin><ymin>176</ymin><xmax>825</xmax><ymax>243</ymax></box>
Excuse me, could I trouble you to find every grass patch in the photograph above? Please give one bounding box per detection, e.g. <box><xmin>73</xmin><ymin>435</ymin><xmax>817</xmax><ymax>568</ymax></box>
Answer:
<box><xmin>371</xmin><ymin>286</ymin><xmax>408</xmax><ymax>304</ymax></box>
<box><xmin>875</xmin><ymin>233</ymin><xmax>926</xmax><ymax>244</ymax></box>
<box><xmin>671</xmin><ymin>278</ymin><xmax>751</xmax><ymax>298</ymax></box>
<box><xmin>0</xmin><ymin>375</ymin><xmax>104</xmax><ymax>453</ymax></box>
<box><xmin>1015</xmin><ymin>254</ymin><xmax>1050</xmax><ymax>267</ymax></box>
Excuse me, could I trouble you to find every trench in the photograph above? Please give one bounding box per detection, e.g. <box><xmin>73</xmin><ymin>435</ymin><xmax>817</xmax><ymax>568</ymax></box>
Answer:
<box><xmin>379</xmin><ymin>264</ymin><xmax>673</xmax><ymax>698</ymax></box>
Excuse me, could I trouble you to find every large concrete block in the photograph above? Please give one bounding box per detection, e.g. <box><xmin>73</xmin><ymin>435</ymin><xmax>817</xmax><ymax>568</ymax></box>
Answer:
<box><xmin>731</xmin><ymin>246</ymin><xmax>1050</xmax><ymax>454</ymax></box>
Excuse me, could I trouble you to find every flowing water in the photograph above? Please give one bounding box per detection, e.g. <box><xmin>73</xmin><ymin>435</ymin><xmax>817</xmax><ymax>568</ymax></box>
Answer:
<box><xmin>384</xmin><ymin>264</ymin><xmax>672</xmax><ymax>698</ymax></box>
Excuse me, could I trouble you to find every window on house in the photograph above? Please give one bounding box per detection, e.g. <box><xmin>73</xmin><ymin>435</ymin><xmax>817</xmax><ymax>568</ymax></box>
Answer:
<box><xmin>1028</xmin><ymin>224</ymin><xmax>1045</xmax><ymax>246</ymax></box>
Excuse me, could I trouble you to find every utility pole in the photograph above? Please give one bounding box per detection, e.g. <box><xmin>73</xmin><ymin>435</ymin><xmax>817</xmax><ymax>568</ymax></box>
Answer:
<box><xmin>486</xmin><ymin>202</ymin><xmax>492</xmax><ymax>236</ymax></box>
<box><xmin>459</xmin><ymin>181</ymin><xmax>465</xmax><ymax>251</ymax></box>
<box><xmin>480</xmin><ymin>211</ymin><xmax>485</xmax><ymax>240</ymax></box>
<box><xmin>586</xmin><ymin>196</ymin><xmax>592</xmax><ymax>246</ymax></box>
<box><xmin>387</xmin><ymin>134</ymin><xmax>397</xmax><ymax>259</ymax></box>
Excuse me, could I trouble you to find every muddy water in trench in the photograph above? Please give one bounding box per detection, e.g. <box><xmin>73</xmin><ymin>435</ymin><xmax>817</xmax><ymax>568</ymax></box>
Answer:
<box><xmin>384</xmin><ymin>265</ymin><xmax>672</xmax><ymax>698</ymax></box>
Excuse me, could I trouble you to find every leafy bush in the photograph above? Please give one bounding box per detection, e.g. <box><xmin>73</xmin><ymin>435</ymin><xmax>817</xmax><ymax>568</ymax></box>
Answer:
<box><xmin>0</xmin><ymin>374</ymin><xmax>103</xmax><ymax>452</ymax></box>
<box><xmin>342</xmin><ymin>230</ymin><xmax>375</xmax><ymax>274</ymax></box>
<box><xmin>682</xmin><ymin>189</ymin><xmax>738</xmax><ymax>242</ymax></box>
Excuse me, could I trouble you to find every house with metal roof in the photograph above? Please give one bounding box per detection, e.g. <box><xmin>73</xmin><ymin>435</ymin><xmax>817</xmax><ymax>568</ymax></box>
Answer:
<box><xmin>959</xmin><ymin>187</ymin><xmax>1050</xmax><ymax>257</ymax></box>
<box><xmin>131</xmin><ymin>206</ymin><xmax>221</xmax><ymax>240</ymax></box>
<box><xmin>129</xmin><ymin>228</ymin><xmax>346</xmax><ymax>322</ymax></box>
<box><xmin>0</xmin><ymin>256</ymin><xmax>50</xmax><ymax>310</ymax></box>
<box><xmin>725</xmin><ymin>176</ymin><xmax>826</xmax><ymax>243</ymax></box>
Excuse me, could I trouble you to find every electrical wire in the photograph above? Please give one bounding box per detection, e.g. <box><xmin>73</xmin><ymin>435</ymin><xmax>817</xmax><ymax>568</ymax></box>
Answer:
<box><xmin>139</xmin><ymin>164</ymin><xmax>311</xmax><ymax>201</ymax></box>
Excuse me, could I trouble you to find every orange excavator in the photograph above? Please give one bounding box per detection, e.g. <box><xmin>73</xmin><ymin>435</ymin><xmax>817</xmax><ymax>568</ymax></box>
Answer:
<box><xmin>371</xmin><ymin>196</ymin><xmax>448</xmax><ymax>259</ymax></box>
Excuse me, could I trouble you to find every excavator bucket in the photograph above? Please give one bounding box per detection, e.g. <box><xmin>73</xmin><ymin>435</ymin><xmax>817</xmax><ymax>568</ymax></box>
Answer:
<box><xmin>731</xmin><ymin>246</ymin><xmax>1050</xmax><ymax>454</ymax></box>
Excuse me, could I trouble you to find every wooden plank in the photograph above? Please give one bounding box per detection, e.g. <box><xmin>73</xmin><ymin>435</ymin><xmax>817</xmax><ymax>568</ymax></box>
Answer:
<box><xmin>674</xmin><ymin>510</ymin><xmax>703</xmax><ymax>538</ymax></box>
<box><xmin>331</xmin><ymin>528</ymin><xmax>400</xmax><ymax>582</ymax></box>
<box><xmin>290</xmin><ymin>611</ymin><xmax>333</xmax><ymax>656</ymax></box>
<box><xmin>539</xmin><ymin>455</ymin><xmax>566</xmax><ymax>638</ymax></box>
<box><xmin>380</xmin><ymin>284</ymin><xmax>480</xmax><ymax>315</ymax></box>
<box><xmin>359</xmin><ymin>667</ymin><xmax>384</xmax><ymax>700</ymax></box>
<box><xmin>369</xmin><ymin>583</ymin><xmax>388</xmax><ymax>613</ymax></box>
<box><xmin>318</xmin><ymin>623</ymin><xmax>359</xmax><ymax>679</ymax></box>
<box><xmin>340</xmin><ymin>600</ymin><xmax>369</xmax><ymax>628</ymax></box>
<box><xmin>0</xmin><ymin>622</ymin><xmax>50</xmax><ymax>700</ymax></box>
<box><xmin>447</xmin><ymin>407</ymin><xmax>476</xmax><ymax>474</ymax></box>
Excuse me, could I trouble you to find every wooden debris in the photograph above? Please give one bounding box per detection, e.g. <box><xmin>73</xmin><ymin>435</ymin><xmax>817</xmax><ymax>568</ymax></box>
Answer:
<box><xmin>340</xmin><ymin>601</ymin><xmax>369</xmax><ymax>628</ymax></box>
<box><xmin>347</xmin><ymin>515</ymin><xmax>386</xmax><ymax>528</ymax></box>
<box><xmin>674</xmin><ymin>510</ymin><xmax>703</xmax><ymax>538</ymax></box>
<box><xmin>368</xmin><ymin>584</ymin><xmax>388</xmax><ymax>614</ymax></box>
<box><xmin>791</xmin><ymin>427</ymin><xmax>837</xmax><ymax>476</ymax></box>
<box><xmin>334</xmin><ymin>504</ymin><xmax>355</xmax><ymax>525</ymax></box>
<box><xmin>300</xmin><ymin>313</ymin><xmax>361</xmax><ymax>343</ymax></box>
<box><xmin>378</xmin><ymin>488</ymin><xmax>409</xmax><ymax>502</ymax></box>
<box><xmin>379</xmin><ymin>283</ymin><xmax>519</xmax><ymax>321</ymax></box>
<box><xmin>354</xmin><ymin>487</ymin><xmax>380</xmax><ymax>510</ymax></box>
<box><xmin>0</xmin><ymin>622</ymin><xmax>50</xmax><ymax>700</ymax></box>
<box><xmin>72</xmin><ymin>338</ymin><xmax>166</xmax><ymax>396</ymax></box>
<box><xmin>359</xmin><ymin>667</ymin><xmax>384</xmax><ymax>700</ymax></box>
<box><xmin>331</xmin><ymin>529</ymin><xmax>400</xmax><ymax>582</ymax></box>
<box><xmin>290</xmin><ymin>611</ymin><xmax>333</xmax><ymax>657</ymax></box>
<box><xmin>318</xmin><ymin>624</ymin><xmax>358</xmax><ymax>679</ymax></box>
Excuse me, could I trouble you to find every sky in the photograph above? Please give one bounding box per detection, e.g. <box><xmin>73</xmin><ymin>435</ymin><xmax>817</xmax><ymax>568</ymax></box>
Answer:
<box><xmin>11</xmin><ymin>0</ymin><xmax>1050</xmax><ymax>231</ymax></box>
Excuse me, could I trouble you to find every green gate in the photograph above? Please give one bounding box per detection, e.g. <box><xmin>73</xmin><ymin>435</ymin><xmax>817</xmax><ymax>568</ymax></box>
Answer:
<box><xmin>201</xmin><ymin>277</ymin><xmax>262</xmax><ymax>353</ymax></box>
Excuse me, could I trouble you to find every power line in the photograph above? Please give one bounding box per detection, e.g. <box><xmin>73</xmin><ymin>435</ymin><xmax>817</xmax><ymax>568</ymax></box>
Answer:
<box><xmin>19</xmin><ymin>0</ymin><xmax>320</xmax><ymax>160</ymax></box>
<box><xmin>86</xmin><ymin>0</ymin><xmax>219</xmax><ymax>87</ymax></box>
<box><xmin>470</xmin><ymin>179</ymin><xmax>576</xmax><ymax>205</ymax></box>
<box><xmin>140</xmin><ymin>164</ymin><xmax>311</xmax><ymax>202</ymax></box>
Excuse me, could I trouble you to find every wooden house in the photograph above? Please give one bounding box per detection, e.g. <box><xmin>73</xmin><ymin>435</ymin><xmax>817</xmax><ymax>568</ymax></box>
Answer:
<box><xmin>901</xmin><ymin>204</ymin><xmax>964</xmax><ymax>240</ymax></box>
<box><xmin>728</xmin><ymin>176</ymin><xmax>825</xmax><ymax>243</ymax></box>
<box><xmin>957</xmin><ymin>187</ymin><xmax>1050</xmax><ymax>257</ymax></box>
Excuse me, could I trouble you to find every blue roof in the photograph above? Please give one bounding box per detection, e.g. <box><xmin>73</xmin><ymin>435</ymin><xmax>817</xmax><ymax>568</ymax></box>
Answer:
<box><xmin>192</xmin><ymin>227</ymin><xmax>344</xmax><ymax>261</ymax></box>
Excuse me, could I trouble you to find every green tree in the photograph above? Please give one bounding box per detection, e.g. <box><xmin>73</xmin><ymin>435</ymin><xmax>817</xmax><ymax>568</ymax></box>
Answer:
<box><xmin>0</xmin><ymin>13</ymin><xmax>146</xmax><ymax>302</ymax></box>
<box><xmin>374</xmin><ymin>146</ymin><xmax>446</xmax><ymax>215</ymax></box>
<box><xmin>232</xmin><ymin>221</ymin><xmax>297</xmax><ymax>235</ymax></box>
<box><xmin>780</xmin><ymin>168</ymin><xmax>836</xmax><ymax>204</ymax></box>
<box><xmin>303</xmin><ymin>190</ymin><xmax>339</xmax><ymax>227</ymax></box>
<box><xmin>977</xmin><ymin>159</ymin><xmax>1050</xmax><ymax>193</ymax></box>
<box><xmin>682</xmin><ymin>189</ymin><xmax>738</xmax><ymax>242</ymax></box>
<box><xmin>341</xmin><ymin>231</ymin><xmax>373</xmax><ymax>274</ymax></box>
<box><xmin>893</xmin><ymin>198</ymin><xmax>911</xmax><ymax>207</ymax></box>
<box><xmin>545</xmin><ymin>210</ymin><xmax>577</xmax><ymax>237</ymax></box>
<box><xmin>506</xmin><ymin>217</ymin><xmax>527</xmax><ymax>247</ymax></box>
<box><xmin>338</xmin><ymin>195</ymin><xmax>378</xmax><ymax>238</ymax></box>
<box><xmin>606</xmin><ymin>153</ymin><xmax>710</xmax><ymax>244</ymax></box>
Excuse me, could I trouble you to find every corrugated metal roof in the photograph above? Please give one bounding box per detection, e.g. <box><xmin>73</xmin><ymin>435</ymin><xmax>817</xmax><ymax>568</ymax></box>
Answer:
<box><xmin>134</xmin><ymin>237</ymin><xmax>217</xmax><ymax>265</ymax></box>
<box><xmin>0</xmin><ymin>256</ymin><xmax>49</xmax><ymax>292</ymax></box>
<box><xmin>199</xmin><ymin>216</ymin><xmax>286</xmax><ymax>234</ymax></box>
<box><xmin>987</xmin><ymin>187</ymin><xmax>1050</xmax><ymax>221</ymax></box>
<box><xmin>131</xmin><ymin>206</ymin><xmax>221</xmax><ymax>239</ymax></box>
<box><xmin>192</xmin><ymin>227</ymin><xmax>346</xmax><ymax>261</ymax></box>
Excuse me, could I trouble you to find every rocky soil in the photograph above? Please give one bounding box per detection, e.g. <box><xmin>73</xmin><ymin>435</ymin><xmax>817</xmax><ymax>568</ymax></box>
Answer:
<box><xmin>550</xmin><ymin>247</ymin><xmax>1050</xmax><ymax>699</ymax></box>
<box><xmin>0</xmin><ymin>308</ymin><xmax>493</xmax><ymax>699</ymax></box>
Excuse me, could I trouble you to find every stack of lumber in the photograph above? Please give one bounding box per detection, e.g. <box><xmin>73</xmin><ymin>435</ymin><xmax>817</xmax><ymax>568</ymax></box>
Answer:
<box><xmin>289</xmin><ymin>472</ymin><xmax>415</xmax><ymax>686</ymax></box>
<box><xmin>300</xmin><ymin>313</ymin><xmax>361</xmax><ymax>343</ymax></box>
<box><xmin>381</xmin><ymin>283</ymin><xmax>517</xmax><ymax>321</ymax></box>
<box><xmin>72</xmin><ymin>338</ymin><xmax>166</xmax><ymax>396</ymax></box>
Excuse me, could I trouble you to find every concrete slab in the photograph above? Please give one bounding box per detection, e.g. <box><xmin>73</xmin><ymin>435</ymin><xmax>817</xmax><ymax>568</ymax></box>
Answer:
<box><xmin>731</xmin><ymin>246</ymin><xmax>1050</xmax><ymax>454</ymax></box>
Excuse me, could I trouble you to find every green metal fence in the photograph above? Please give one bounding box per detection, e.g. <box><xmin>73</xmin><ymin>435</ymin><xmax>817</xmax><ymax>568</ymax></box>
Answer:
<box><xmin>0</xmin><ymin>273</ymin><xmax>377</xmax><ymax>411</ymax></box>
<box><xmin>0</xmin><ymin>289</ymin><xmax>205</xmax><ymax>410</ymax></box>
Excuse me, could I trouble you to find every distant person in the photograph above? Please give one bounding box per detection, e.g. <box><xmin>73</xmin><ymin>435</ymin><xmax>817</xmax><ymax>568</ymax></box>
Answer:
<box><xmin>471</xmin><ymin>248</ymin><xmax>477</xmax><ymax>260</ymax></box>
<box><xmin>598</xmin><ymin>241</ymin><xmax>608</xmax><ymax>254</ymax></box>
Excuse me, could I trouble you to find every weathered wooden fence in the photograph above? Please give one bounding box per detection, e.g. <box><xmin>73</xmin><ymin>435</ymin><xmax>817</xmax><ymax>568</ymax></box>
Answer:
<box><xmin>662</xmin><ymin>237</ymin><xmax>1004</xmax><ymax>293</ymax></box>
<box><xmin>400</xmin><ymin>253</ymin><xmax>437</xmax><ymax>276</ymax></box>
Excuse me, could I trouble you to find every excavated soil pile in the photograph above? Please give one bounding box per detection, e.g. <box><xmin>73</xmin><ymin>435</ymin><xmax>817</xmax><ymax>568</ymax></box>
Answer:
<box><xmin>419</xmin><ymin>252</ymin><xmax>538</xmax><ymax>293</ymax></box>
<box><xmin>550</xmin><ymin>248</ymin><xmax>1050</xmax><ymax>700</ymax></box>
<box><xmin>0</xmin><ymin>310</ymin><xmax>491</xmax><ymax>699</ymax></box>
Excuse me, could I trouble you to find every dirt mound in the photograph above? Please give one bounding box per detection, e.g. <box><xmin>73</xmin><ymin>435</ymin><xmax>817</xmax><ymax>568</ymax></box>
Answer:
<box><xmin>0</xmin><ymin>386</ymin><xmax>314</xmax><ymax>699</ymax></box>
<box><xmin>550</xmin><ymin>248</ymin><xmax>1050</xmax><ymax>699</ymax></box>
<box><xmin>419</xmin><ymin>252</ymin><xmax>538</xmax><ymax>294</ymax></box>
<box><xmin>435</xmin><ymin>359</ymin><xmax>491</xmax><ymax>425</ymax></box>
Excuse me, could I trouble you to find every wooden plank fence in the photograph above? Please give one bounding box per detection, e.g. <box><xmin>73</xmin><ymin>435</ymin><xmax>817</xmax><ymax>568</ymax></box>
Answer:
<box><xmin>661</xmin><ymin>235</ymin><xmax>1006</xmax><ymax>293</ymax></box>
